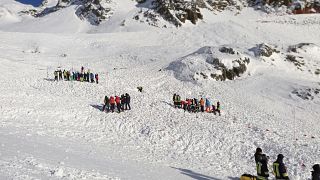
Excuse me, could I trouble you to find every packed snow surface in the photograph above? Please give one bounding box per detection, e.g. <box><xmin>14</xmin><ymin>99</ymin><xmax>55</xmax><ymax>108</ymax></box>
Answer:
<box><xmin>0</xmin><ymin>1</ymin><xmax>320</xmax><ymax>180</ymax></box>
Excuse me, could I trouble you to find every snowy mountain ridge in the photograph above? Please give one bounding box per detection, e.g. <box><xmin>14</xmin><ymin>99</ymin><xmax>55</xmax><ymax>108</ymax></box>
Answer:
<box><xmin>10</xmin><ymin>0</ymin><xmax>320</xmax><ymax>28</ymax></box>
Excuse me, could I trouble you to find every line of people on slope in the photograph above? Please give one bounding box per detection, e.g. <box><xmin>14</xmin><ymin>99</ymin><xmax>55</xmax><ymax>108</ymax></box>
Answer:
<box><xmin>173</xmin><ymin>94</ymin><xmax>221</xmax><ymax>115</ymax></box>
<box><xmin>102</xmin><ymin>93</ymin><xmax>131</xmax><ymax>113</ymax></box>
<box><xmin>250</xmin><ymin>147</ymin><xmax>320</xmax><ymax>180</ymax></box>
<box><xmin>54</xmin><ymin>66</ymin><xmax>99</xmax><ymax>84</ymax></box>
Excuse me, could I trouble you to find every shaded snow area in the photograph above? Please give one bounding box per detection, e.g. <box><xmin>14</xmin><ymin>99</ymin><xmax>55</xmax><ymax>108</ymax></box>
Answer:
<box><xmin>0</xmin><ymin>2</ymin><xmax>320</xmax><ymax>180</ymax></box>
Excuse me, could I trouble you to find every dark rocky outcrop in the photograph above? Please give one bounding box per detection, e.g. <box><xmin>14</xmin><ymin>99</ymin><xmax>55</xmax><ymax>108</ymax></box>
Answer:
<box><xmin>292</xmin><ymin>88</ymin><xmax>320</xmax><ymax>100</ymax></box>
<box><xmin>27</xmin><ymin>0</ymin><xmax>113</xmax><ymax>25</ymax></box>
<box><xmin>252</xmin><ymin>43</ymin><xmax>279</xmax><ymax>57</ymax></box>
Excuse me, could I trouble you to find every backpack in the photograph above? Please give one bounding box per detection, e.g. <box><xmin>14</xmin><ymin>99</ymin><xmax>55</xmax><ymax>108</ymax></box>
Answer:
<box><xmin>240</xmin><ymin>174</ymin><xmax>256</xmax><ymax>180</ymax></box>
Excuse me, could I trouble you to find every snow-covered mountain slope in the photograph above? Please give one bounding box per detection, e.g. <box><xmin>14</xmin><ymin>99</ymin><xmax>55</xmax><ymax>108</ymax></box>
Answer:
<box><xmin>0</xmin><ymin>0</ymin><xmax>320</xmax><ymax>179</ymax></box>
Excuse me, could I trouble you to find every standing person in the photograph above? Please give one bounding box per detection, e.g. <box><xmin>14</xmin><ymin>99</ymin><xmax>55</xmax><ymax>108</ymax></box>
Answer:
<box><xmin>181</xmin><ymin>100</ymin><xmax>185</xmax><ymax>111</ymax></box>
<box><xmin>102</xmin><ymin>95</ymin><xmax>110</xmax><ymax>112</ymax></box>
<box><xmin>273</xmin><ymin>154</ymin><xmax>289</xmax><ymax>180</ymax></box>
<box><xmin>84</xmin><ymin>71</ymin><xmax>87</xmax><ymax>82</ymax></box>
<box><xmin>205</xmin><ymin>98</ymin><xmax>211</xmax><ymax>112</ymax></box>
<box><xmin>81</xmin><ymin>66</ymin><xmax>84</xmax><ymax>74</ymax></box>
<box><xmin>183</xmin><ymin>99</ymin><xmax>188</xmax><ymax>111</ymax></box>
<box><xmin>173</xmin><ymin>94</ymin><xmax>176</xmax><ymax>106</ymax></box>
<box><xmin>254</xmin><ymin>148</ymin><xmax>269</xmax><ymax>180</ymax></box>
<box><xmin>54</xmin><ymin>71</ymin><xmax>58</xmax><ymax>81</ymax></box>
<box><xmin>200</xmin><ymin>98</ymin><xmax>205</xmax><ymax>112</ymax></box>
<box><xmin>66</xmin><ymin>71</ymin><xmax>70</xmax><ymax>81</ymax></box>
<box><xmin>312</xmin><ymin>164</ymin><xmax>320</xmax><ymax>180</ymax></box>
<box><xmin>95</xmin><ymin>74</ymin><xmax>99</xmax><ymax>84</ymax></box>
<box><xmin>115</xmin><ymin>96</ymin><xmax>121</xmax><ymax>113</ymax></box>
<box><xmin>58</xmin><ymin>70</ymin><xmax>63</xmax><ymax>81</ymax></box>
<box><xmin>120</xmin><ymin>94</ymin><xmax>125</xmax><ymax>111</ymax></box>
<box><xmin>63</xmin><ymin>70</ymin><xmax>66</xmax><ymax>80</ymax></box>
<box><xmin>125</xmin><ymin>93</ymin><xmax>131</xmax><ymax>110</ymax></box>
<box><xmin>176</xmin><ymin>95</ymin><xmax>181</xmax><ymax>108</ymax></box>
<box><xmin>86</xmin><ymin>72</ymin><xmax>90</xmax><ymax>82</ymax></box>
<box><xmin>216</xmin><ymin>101</ymin><xmax>221</xmax><ymax>116</ymax></box>
<box><xmin>194</xmin><ymin>98</ymin><xmax>199</xmax><ymax>112</ymax></box>
<box><xmin>110</xmin><ymin>96</ymin><xmax>115</xmax><ymax>113</ymax></box>
<box><xmin>187</xmin><ymin>98</ymin><xmax>191</xmax><ymax>112</ymax></box>
<box><xmin>90</xmin><ymin>73</ymin><xmax>94</xmax><ymax>83</ymax></box>
<box><xmin>212</xmin><ymin>104</ymin><xmax>216</xmax><ymax>115</ymax></box>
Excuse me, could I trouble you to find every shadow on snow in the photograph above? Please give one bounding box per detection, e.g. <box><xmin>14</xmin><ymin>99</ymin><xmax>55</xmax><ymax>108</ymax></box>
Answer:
<box><xmin>171</xmin><ymin>167</ymin><xmax>222</xmax><ymax>180</ymax></box>
<box><xmin>90</xmin><ymin>104</ymin><xmax>103</xmax><ymax>111</ymax></box>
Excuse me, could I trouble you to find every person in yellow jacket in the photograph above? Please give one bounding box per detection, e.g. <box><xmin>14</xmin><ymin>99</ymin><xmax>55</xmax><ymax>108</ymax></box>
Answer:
<box><xmin>273</xmin><ymin>154</ymin><xmax>289</xmax><ymax>179</ymax></box>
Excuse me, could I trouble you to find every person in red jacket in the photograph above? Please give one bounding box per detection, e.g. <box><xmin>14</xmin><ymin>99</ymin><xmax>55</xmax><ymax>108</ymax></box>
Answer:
<box><xmin>115</xmin><ymin>96</ymin><xmax>121</xmax><ymax>113</ymax></box>
<box><xmin>110</xmin><ymin>96</ymin><xmax>115</xmax><ymax>113</ymax></box>
<box><xmin>181</xmin><ymin>100</ymin><xmax>185</xmax><ymax>111</ymax></box>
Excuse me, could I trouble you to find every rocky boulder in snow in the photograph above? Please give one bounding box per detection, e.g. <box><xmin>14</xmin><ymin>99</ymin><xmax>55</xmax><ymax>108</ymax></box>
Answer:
<box><xmin>252</xmin><ymin>43</ymin><xmax>279</xmax><ymax>57</ymax></box>
<box><xmin>167</xmin><ymin>46</ymin><xmax>250</xmax><ymax>81</ymax></box>
<box><xmin>292</xmin><ymin>87</ymin><xmax>320</xmax><ymax>100</ymax></box>
<box><xmin>286</xmin><ymin>43</ymin><xmax>320</xmax><ymax>73</ymax></box>
<box><xmin>34</xmin><ymin>0</ymin><xmax>113</xmax><ymax>25</ymax></box>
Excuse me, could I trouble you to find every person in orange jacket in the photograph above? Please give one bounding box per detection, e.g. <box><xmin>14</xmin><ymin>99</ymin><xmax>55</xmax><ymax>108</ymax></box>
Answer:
<box><xmin>110</xmin><ymin>96</ymin><xmax>115</xmax><ymax>113</ymax></box>
<box><xmin>200</xmin><ymin>98</ymin><xmax>205</xmax><ymax>112</ymax></box>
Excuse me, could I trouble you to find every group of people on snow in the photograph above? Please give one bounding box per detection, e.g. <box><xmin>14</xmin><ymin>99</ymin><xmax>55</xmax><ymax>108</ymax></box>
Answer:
<box><xmin>247</xmin><ymin>147</ymin><xmax>320</xmax><ymax>180</ymax></box>
<box><xmin>102</xmin><ymin>93</ymin><xmax>131</xmax><ymax>113</ymax></box>
<box><xmin>173</xmin><ymin>94</ymin><xmax>221</xmax><ymax>115</ymax></box>
<box><xmin>54</xmin><ymin>66</ymin><xmax>99</xmax><ymax>84</ymax></box>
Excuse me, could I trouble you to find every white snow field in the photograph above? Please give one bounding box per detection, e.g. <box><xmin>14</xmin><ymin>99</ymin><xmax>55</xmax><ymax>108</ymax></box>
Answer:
<box><xmin>0</xmin><ymin>0</ymin><xmax>320</xmax><ymax>179</ymax></box>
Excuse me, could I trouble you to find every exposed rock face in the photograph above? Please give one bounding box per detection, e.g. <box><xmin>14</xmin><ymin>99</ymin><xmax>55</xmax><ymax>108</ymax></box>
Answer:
<box><xmin>253</xmin><ymin>43</ymin><xmax>279</xmax><ymax>57</ymax></box>
<box><xmin>292</xmin><ymin>88</ymin><xmax>320</xmax><ymax>100</ymax></box>
<box><xmin>136</xmin><ymin>0</ymin><xmax>245</xmax><ymax>27</ymax></box>
<box><xmin>33</xmin><ymin>0</ymin><xmax>113</xmax><ymax>25</ymax></box>
<box><xmin>167</xmin><ymin>46</ymin><xmax>250</xmax><ymax>82</ymax></box>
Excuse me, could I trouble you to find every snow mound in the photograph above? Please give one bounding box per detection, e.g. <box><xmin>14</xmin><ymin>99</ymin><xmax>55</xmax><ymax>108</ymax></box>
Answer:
<box><xmin>167</xmin><ymin>46</ymin><xmax>251</xmax><ymax>81</ymax></box>
<box><xmin>286</xmin><ymin>43</ymin><xmax>320</xmax><ymax>75</ymax></box>
<box><xmin>252</xmin><ymin>43</ymin><xmax>320</xmax><ymax>76</ymax></box>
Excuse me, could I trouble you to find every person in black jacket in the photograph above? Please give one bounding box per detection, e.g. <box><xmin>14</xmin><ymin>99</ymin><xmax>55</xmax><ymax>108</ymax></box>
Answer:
<box><xmin>254</xmin><ymin>147</ymin><xmax>269</xmax><ymax>180</ymax></box>
<box><xmin>273</xmin><ymin>154</ymin><xmax>289</xmax><ymax>179</ymax></box>
<box><xmin>312</xmin><ymin>164</ymin><xmax>320</xmax><ymax>180</ymax></box>
<box><xmin>102</xmin><ymin>95</ymin><xmax>110</xmax><ymax>112</ymax></box>
<box><xmin>121</xmin><ymin>94</ymin><xmax>125</xmax><ymax>111</ymax></box>
<box><xmin>125</xmin><ymin>93</ymin><xmax>131</xmax><ymax>110</ymax></box>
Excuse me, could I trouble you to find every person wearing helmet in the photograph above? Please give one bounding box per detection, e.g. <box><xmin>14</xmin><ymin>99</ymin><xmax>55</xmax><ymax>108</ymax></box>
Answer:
<box><xmin>254</xmin><ymin>148</ymin><xmax>269</xmax><ymax>180</ymax></box>
<box><xmin>273</xmin><ymin>154</ymin><xmax>289</xmax><ymax>179</ymax></box>
<box><xmin>312</xmin><ymin>164</ymin><xmax>320</xmax><ymax>180</ymax></box>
